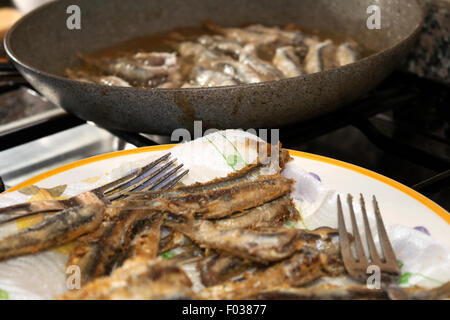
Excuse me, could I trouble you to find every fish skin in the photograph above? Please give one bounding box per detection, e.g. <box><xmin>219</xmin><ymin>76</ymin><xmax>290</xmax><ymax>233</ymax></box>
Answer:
<box><xmin>250</xmin><ymin>284</ymin><xmax>389</xmax><ymax>300</ymax></box>
<box><xmin>0</xmin><ymin>202</ymin><xmax>105</xmax><ymax>261</ymax></box>
<box><xmin>307</xmin><ymin>227</ymin><xmax>345</xmax><ymax>277</ymax></box>
<box><xmin>167</xmin><ymin>221</ymin><xmax>301</xmax><ymax>263</ymax></box>
<box><xmin>245</xmin><ymin>25</ymin><xmax>305</xmax><ymax>46</ymax></box>
<box><xmin>212</xmin><ymin>59</ymin><xmax>262</xmax><ymax>84</ymax></box>
<box><xmin>198</xmin><ymin>35</ymin><xmax>243</xmax><ymax>59</ymax></box>
<box><xmin>203</xmin><ymin>21</ymin><xmax>305</xmax><ymax>48</ymax></box>
<box><xmin>251</xmin><ymin>281</ymin><xmax>450</xmax><ymax>300</ymax></box>
<box><xmin>159</xmin><ymin>229</ymin><xmax>192</xmax><ymax>253</ymax></box>
<box><xmin>124</xmin><ymin>163</ymin><xmax>265</xmax><ymax>202</ymax></box>
<box><xmin>212</xmin><ymin>195</ymin><xmax>299</xmax><ymax>230</ymax></box>
<box><xmin>197</xmin><ymin>253</ymin><xmax>250</xmax><ymax>287</ymax></box>
<box><xmin>0</xmin><ymin>190</ymin><xmax>104</xmax><ymax>225</ymax></box>
<box><xmin>197</xmin><ymin>249</ymin><xmax>322</xmax><ymax>300</ymax></box>
<box><xmin>335</xmin><ymin>43</ymin><xmax>360</xmax><ymax>66</ymax></box>
<box><xmin>304</xmin><ymin>40</ymin><xmax>334</xmax><ymax>74</ymax></box>
<box><xmin>139</xmin><ymin>174</ymin><xmax>294</xmax><ymax>219</ymax></box>
<box><xmin>97</xmin><ymin>76</ymin><xmax>131</xmax><ymax>87</ymax></box>
<box><xmin>78</xmin><ymin>52</ymin><xmax>179</xmax><ymax>86</ymax></box>
<box><xmin>66</xmin><ymin>69</ymin><xmax>131</xmax><ymax>87</ymax></box>
<box><xmin>122</xmin><ymin>213</ymin><xmax>165</xmax><ymax>260</ymax></box>
<box><xmin>66</xmin><ymin>219</ymin><xmax>117</xmax><ymax>286</ymax></box>
<box><xmin>178</xmin><ymin>41</ymin><xmax>222</xmax><ymax>69</ymax></box>
<box><xmin>203</xmin><ymin>21</ymin><xmax>279</xmax><ymax>46</ymax></box>
<box><xmin>125</xmin><ymin>146</ymin><xmax>291</xmax><ymax>202</ymax></box>
<box><xmin>239</xmin><ymin>44</ymin><xmax>283</xmax><ymax>81</ymax></box>
<box><xmin>273</xmin><ymin>46</ymin><xmax>305</xmax><ymax>78</ymax></box>
<box><xmin>191</xmin><ymin>66</ymin><xmax>238</xmax><ymax>87</ymax></box>
<box><xmin>168</xmin><ymin>218</ymin><xmax>344</xmax><ymax>269</ymax></box>
<box><xmin>66</xmin><ymin>208</ymin><xmax>159</xmax><ymax>285</ymax></box>
<box><xmin>58</xmin><ymin>256</ymin><xmax>194</xmax><ymax>300</ymax></box>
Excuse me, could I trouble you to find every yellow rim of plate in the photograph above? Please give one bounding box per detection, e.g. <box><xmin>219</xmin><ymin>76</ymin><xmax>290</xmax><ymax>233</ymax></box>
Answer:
<box><xmin>3</xmin><ymin>145</ymin><xmax>449</xmax><ymax>224</ymax></box>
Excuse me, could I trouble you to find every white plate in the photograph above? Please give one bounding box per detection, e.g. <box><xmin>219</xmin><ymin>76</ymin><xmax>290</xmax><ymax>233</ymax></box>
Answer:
<box><xmin>0</xmin><ymin>144</ymin><xmax>448</xmax><ymax>299</ymax></box>
<box><xmin>4</xmin><ymin>145</ymin><xmax>448</xmax><ymax>242</ymax></box>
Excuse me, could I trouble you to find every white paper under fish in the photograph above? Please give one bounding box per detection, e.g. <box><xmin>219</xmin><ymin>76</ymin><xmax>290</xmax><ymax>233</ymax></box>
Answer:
<box><xmin>0</xmin><ymin>130</ymin><xmax>448</xmax><ymax>299</ymax></box>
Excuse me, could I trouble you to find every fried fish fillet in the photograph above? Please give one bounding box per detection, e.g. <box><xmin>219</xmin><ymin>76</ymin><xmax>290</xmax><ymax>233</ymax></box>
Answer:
<box><xmin>212</xmin><ymin>195</ymin><xmax>299</xmax><ymax>230</ymax></box>
<box><xmin>250</xmin><ymin>281</ymin><xmax>450</xmax><ymax>300</ymax></box>
<box><xmin>167</xmin><ymin>216</ymin><xmax>343</xmax><ymax>266</ymax></box>
<box><xmin>124</xmin><ymin>146</ymin><xmax>291</xmax><ymax>202</ymax></box>
<box><xmin>66</xmin><ymin>208</ymin><xmax>159</xmax><ymax>285</ymax></box>
<box><xmin>123</xmin><ymin>214</ymin><xmax>165</xmax><ymax>260</ymax></box>
<box><xmin>58</xmin><ymin>256</ymin><xmax>194</xmax><ymax>300</ymax></box>
<box><xmin>197</xmin><ymin>249</ymin><xmax>322</xmax><ymax>300</ymax></box>
<box><xmin>197</xmin><ymin>253</ymin><xmax>251</xmax><ymax>287</ymax></box>
<box><xmin>126</xmin><ymin>174</ymin><xmax>294</xmax><ymax>219</ymax></box>
<box><xmin>159</xmin><ymin>229</ymin><xmax>193</xmax><ymax>253</ymax></box>
<box><xmin>0</xmin><ymin>202</ymin><xmax>105</xmax><ymax>262</ymax></box>
<box><xmin>167</xmin><ymin>222</ymin><xmax>301</xmax><ymax>263</ymax></box>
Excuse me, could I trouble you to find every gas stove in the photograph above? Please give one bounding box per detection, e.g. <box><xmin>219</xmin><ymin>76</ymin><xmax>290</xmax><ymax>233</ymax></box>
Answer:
<box><xmin>0</xmin><ymin>43</ymin><xmax>449</xmax><ymax>210</ymax></box>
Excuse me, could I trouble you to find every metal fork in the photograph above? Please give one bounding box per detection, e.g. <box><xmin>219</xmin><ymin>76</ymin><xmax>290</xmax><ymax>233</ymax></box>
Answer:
<box><xmin>0</xmin><ymin>153</ymin><xmax>188</xmax><ymax>225</ymax></box>
<box><xmin>337</xmin><ymin>194</ymin><xmax>401</xmax><ymax>285</ymax></box>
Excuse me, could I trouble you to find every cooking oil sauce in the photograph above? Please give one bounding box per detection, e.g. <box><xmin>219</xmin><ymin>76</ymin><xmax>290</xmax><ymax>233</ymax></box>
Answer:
<box><xmin>75</xmin><ymin>24</ymin><xmax>371</xmax><ymax>78</ymax></box>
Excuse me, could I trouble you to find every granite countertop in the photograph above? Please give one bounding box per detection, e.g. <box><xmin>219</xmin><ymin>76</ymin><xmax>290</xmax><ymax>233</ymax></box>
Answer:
<box><xmin>404</xmin><ymin>0</ymin><xmax>450</xmax><ymax>84</ymax></box>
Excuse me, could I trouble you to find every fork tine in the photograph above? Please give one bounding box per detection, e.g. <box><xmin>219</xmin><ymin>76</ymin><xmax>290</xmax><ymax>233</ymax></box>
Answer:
<box><xmin>138</xmin><ymin>164</ymin><xmax>184</xmax><ymax>191</ymax></box>
<box><xmin>347</xmin><ymin>195</ymin><xmax>368</xmax><ymax>264</ymax></box>
<box><xmin>0</xmin><ymin>153</ymin><xmax>187</xmax><ymax>226</ymax></box>
<box><xmin>337</xmin><ymin>195</ymin><xmax>356</xmax><ymax>267</ymax></box>
<box><xmin>373</xmin><ymin>196</ymin><xmax>400</xmax><ymax>271</ymax></box>
<box><xmin>98</xmin><ymin>153</ymin><xmax>171</xmax><ymax>195</ymax></box>
<box><xmin>360</xmin><ymin>194</ymin><xmax>382</xmax><ymax>265</ymax></box>
<box><xmin>162</xmin><ymin>169</ymin><xmax>189</xmax><ymax>190</ymax></box>
<box><xmin>106</xmin><ymin>159</ymin><xmax>178</xmax><ymax>200</ymax></box>
<box><xmin>114</xmin><ymin>169</ymin><xmax>189</xmax><ymax>205</ymax></box>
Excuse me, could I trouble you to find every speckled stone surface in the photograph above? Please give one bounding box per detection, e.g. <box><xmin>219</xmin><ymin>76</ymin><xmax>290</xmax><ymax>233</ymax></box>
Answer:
<box><xmin>404</xmin><ymin>0</ymin><xmax>450</xmax><ymax>84</ymax></box>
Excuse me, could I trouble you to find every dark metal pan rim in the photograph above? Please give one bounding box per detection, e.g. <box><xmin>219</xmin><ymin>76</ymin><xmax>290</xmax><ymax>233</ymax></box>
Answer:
<box><xmin>3</xmin><ymin>0</ymin><xmax>424</xmax><ymax>92</ymax></box>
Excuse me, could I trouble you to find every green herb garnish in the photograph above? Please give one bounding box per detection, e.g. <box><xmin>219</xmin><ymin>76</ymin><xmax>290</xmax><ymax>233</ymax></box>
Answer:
<box><xmin>226</xmin><ymin>154</ymin><xmax>241</xmax><ymax>167</ymax></box>
<box><xmin>398</xmin><ymin>272</ymin><xmax>412</xmax><ymax>285</ymax></box>
<box><xmin>162</xmin><ymin>250</ymin><xmax>175</xmax><ymax>259</ymax></box>
<box><xmin>284</xmin><ymin>221</ymin><xmax>296</xmax><ymax>229</ymax></box>
<box><xmin>0</xmin><ymin>289</ymin><xmax>9</xmax><ymax>300</ymax></box>
<box><xmin>397</xmin><ymin>260</ymin><xmax>404</xmax><ymax>269</ymax></box>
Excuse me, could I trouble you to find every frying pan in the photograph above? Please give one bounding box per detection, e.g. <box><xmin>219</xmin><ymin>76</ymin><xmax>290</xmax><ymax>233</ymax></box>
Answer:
<box><xmin>4</xmin><ymin>0</ymin><xmax>423</xmax><ymax>135</ymax></box>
